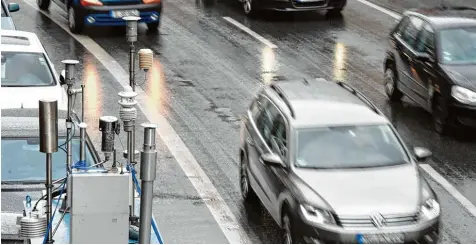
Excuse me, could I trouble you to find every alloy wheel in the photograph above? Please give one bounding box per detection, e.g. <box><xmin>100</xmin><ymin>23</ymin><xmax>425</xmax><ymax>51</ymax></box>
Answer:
<box><xmin>240</xmin><ymin>159</ymin><xmax>249</xmax><ymax>199</ymax></box>
<box><xmin>243</xmin><ymin>0</ymin><xmax>252</xmax><ymax>15</ymax></box>
<box><xmin>68</xmin><ymin>7</ymin><xmax>75</xmax><ymax>30</ymax></box>
<box><xmin>283</xmin><ymin>215</ymin><xmax>292</xmax><ymax>244</ymax></box>
<box><xmin>384</xmin><ymin>70</ymin><xmax>395</xmax><ymax>97</ymax></box>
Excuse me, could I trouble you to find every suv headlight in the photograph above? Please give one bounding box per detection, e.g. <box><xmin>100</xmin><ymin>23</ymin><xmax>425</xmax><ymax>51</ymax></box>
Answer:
<box><xmin>299</xmin><ymin>204</ymin><xmax>336</xmax><ymax>225</ymax></box>
<box><xmin>419</xmin><ymin>198</ymin><xmax>440</xmax><ymax>221</ymax></box>
<box><xmin>451</xmin><ymin>86</ymin><xmax>476</xmax><ymax>104</ymax></box>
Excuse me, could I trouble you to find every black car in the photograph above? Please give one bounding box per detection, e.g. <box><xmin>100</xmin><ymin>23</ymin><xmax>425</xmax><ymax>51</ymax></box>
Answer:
<box><xmin>37</xmin><ymin>0</ymin><xmax>162</xmax><ymax>33</ymax></box>
<box><xmin>1</xmin><ymin>0</ymin><xmax>19</xmax><ymax>30</ymax></box>
<box><xmin>384</xmin><ymin>6</ymin><xmax>476</xmax><ymax>135</ymax></box>
<box><xmin>240</xmin><ymin>0</ymin><xmax>346</xmax><ymax>17</ymax></box>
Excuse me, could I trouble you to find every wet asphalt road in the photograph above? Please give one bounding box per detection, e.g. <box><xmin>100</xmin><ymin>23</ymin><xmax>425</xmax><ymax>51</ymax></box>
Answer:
<box><xmin>7</xmin><ymin>0</ymin><xmax>476</xmax><ymax>243</ymax></box>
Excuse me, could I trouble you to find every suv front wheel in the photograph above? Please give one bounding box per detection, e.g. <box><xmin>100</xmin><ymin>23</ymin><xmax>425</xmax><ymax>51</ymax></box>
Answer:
<box><xmin>432</xmin><ymin>95</ymin><xmax>450</xmax><ymax>135</ymax></box>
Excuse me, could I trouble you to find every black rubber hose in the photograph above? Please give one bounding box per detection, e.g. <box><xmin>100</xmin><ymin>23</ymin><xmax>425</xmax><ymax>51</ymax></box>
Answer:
<box><xmin>32</xmin><ymin>188</ymin><xmax>67</xmax><ymax>211</ymax></box>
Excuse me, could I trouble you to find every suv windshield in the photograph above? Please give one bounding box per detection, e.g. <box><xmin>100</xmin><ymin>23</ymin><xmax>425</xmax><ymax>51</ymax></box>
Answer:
<box><xmin>439</xmin><ymin>26</ymin><xmax>476</xmax><ymax>65</ymax></box>
<box><xmin>1</xmin><ymin>52</ymin><xmax>55</xmax><ymax>87</ymax></box>
<box><xmin>1</xmin><ymin>137</ymin><xmax>96</xmax><ymax>182</ymax></box>
<box><xmin>296</xmin><ymin>124</ymin><xmax>410</xmax><ymax>169</ymax></box>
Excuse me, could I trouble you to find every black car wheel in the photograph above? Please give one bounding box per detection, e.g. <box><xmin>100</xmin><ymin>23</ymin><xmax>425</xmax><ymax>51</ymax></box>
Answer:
<box><xmin>68</xmin><ymin>6</ymin><xmax>84</xmax><ymax>34</ymax></box>
<box><xmin>37</xmin><ymin>0</ymin><xmax>50</xmax><ymax>10</ymax></box>
<box><xmin>384</xmin><ymin>67</ymin><xmax>403</xmax><ymax>101</ymax></box>
<box><xmin>433</xmin><ymin>95</ymin><xmax>449</xmax><ymax>135</ymax></box>
<box><xmin>240</xmin><ymin>155</ymin><xmax>259</xmax><ymax>205</ymax></box>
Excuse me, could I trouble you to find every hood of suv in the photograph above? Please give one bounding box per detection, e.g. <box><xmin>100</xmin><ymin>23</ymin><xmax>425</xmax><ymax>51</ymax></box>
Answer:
<box><xmin>293</xmin><ymin>164</ymin><xmax>420</xmax><ymax>216</ymax></box>
<box><xmin>0</xmin><ymin>86</ymin><xmax>67</xmax><ymax>110</ymax></box>
<box><xmin>442</xmin><ymin>64</ymin><xmax>476</xmax><ymax>91</ymax></box>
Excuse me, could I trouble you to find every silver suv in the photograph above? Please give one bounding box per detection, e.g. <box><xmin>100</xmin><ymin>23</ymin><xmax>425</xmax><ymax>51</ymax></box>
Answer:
<box><xmin>239</xmin><ymin>78</ymin><xmax>441</xmax><ymax>244</ymax></box>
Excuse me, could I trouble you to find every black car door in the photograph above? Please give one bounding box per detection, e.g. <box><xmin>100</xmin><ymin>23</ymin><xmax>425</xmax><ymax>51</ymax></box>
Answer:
<box><xmin>413</xmin><ymin>22</ymin><xmax>437</xmax><ymax>110</ymax></box>
<box><xmin>394</xmin><ymin>15</ymin><xmax>424</xmax><ymax>98</ymax></box>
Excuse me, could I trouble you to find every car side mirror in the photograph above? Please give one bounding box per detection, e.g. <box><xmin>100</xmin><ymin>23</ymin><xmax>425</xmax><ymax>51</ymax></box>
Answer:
<box><xmin>59</xmin><ymin>70</ymin><xmax>66</xmax><ymax>85</ymax></box>
<box><xmin>260</xmin><ymin>153</ymin><xmax>285</xmax><ymax>168</ymax></box>
<box><xmin>414</xmin><ymin>147</ymin><xmax>432</xmax><ymax>162</ymax></box>
<box><xmin>8</xmin><ymin>3</ymin><xmax>19</xmax><ymax>12</ymax></box>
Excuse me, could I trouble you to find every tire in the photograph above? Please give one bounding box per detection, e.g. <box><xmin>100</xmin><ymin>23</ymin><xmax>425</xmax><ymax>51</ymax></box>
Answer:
<box><xmin>384</xmin><ymin>67</ymin><xmax>403</xmax><ymax>101</ymax></box>
<box><xmin>243</xmin><ymin>0</ymin><xmax>259</xmax><ymax>17</ymax></box>
<box><xmin>432</xmin><ymin>95</ymin><xmax>450</xmax><ymax>135</ymax></box>
<box><xmin>68</xmin><ymin>6</ymin><xmax>84</xmax><ymax>34</ymax></box>
<box><xmin>240</xmin><ymin>154</ymin><xmax>259</xmax><ymax>205</ymax></box>
<box><xmin>147</xmin><ymin>22</ymin><xmax>160</xmax><ymax>32</ymax></box>
<box><xmin>37</xmin><ymin>0</ymin><xmax>50</xmax><ymax>10</ymax></box>
<box><xmin>327</xmin><ymin>6</ymin><xmax>344</xmax><ymax>15</ymax></box>
<box><xmin>282</xmin><ymin>212</ymin><xmax>301</xmax><ymax>244</ymax></box>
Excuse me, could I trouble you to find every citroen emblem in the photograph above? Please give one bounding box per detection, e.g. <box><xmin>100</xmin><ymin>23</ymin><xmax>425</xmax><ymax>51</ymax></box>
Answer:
<box><xmin>370</xmin><ymin>213</ymin><xmax>386</xmax><ymax>228</ymax></box>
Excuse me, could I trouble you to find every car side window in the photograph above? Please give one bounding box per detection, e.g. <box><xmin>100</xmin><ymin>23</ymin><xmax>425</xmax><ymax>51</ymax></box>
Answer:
<box><xmin>401</xmin><ymin>16</ymin><xmax>424</xmax><ymax>49</ymax></box>
<box><xmin>270</xmin><ymin>113</ymin><xmax>288</xmax><ymax>161</ymax></box>
<box><xmin>255</xmin><ymin>98</ymin><xmax>279</xmax><ymax>147</ymax></box>
<box><xmin>394</xmin><ymin>16</ymin><xmax>410</xmax><ymax>37</ymax></box>
<box><xmin>250</xmin><ymin>94</ymin><xmax>268</xmax><ymax>122</ymax></box>
<box><xmin>415</xmin><ymin>23</ymin><xmax>435</xmax><ymax>57</ymax></box>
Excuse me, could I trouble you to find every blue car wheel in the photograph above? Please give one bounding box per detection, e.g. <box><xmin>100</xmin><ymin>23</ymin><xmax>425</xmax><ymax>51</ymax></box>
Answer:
<box><xmin>68</xmin><ymin>5</ymin><xmax>84</xmax><ymax>33</ymax></box>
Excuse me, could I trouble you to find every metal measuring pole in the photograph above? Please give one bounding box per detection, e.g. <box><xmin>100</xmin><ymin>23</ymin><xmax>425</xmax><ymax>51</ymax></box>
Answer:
<box><xmin>79</xmin><ymin>123</ymin><xmax>87</xmax><ymax>163</ymax></box>
<box><xmin>139</xmin><ymin>123</ymin><xmax>158</xmax><ymax>244</ymax></box>
<box><xmin>118</xmin><ymin>85</ymin><xmax>139</xmax><ymax>224</ymax></box>
<box><xmin>39</xmin><ymin>99</ymin><xmax>59</xmax><ymax>244</ymax></box>
<box><xmin>123</xmin><ymin>16</ymin><xmax>141</xmax><ymax>225</ymax></box>
<box><xmin>61</xmin><ymin>60</ymin><xmax>79</xmax><ymax>209</ymax></box>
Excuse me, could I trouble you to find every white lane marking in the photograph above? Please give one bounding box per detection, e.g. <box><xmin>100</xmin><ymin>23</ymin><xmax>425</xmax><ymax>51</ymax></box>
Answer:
<box><xmin>21</xmin><ymin>0</ymin><xmax>252</xmax><ymax>243</ymax></box>
<box><xmin>420</xmin><ymin>164</ymin><xmax>476</xmax><ymax>217</ymax></box>
<box><xmin>355</xmin><ymin>0</ymin><xmax>476</xmax><ymax>217</ymax></box>
<box><xmin>354</xmin><ymin>0</ymin><xmax>402</xmax><ymax>19</ymax></box>
<box><xmin>223</xmin><ymin>16</ymin><xmax>278</xmax><ymax>49</ymax></box>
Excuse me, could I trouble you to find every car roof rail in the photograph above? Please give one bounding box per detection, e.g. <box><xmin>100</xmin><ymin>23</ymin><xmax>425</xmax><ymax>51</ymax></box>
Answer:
<box><xmin>334</xmin><ymin>81</ymin><xmax>383</xmax><ymax>115</ymax></box>
<box><xmin>269</xmin><ymin>83</ymin><xmax>296</xmax><ymax>119</ymax></box>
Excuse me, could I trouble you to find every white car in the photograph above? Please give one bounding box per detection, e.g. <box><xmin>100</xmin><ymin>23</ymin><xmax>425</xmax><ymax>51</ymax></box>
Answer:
<box><xmin>1</xmin><ymin>30</ymin><xmax>67</xmax><ymax>110</ymax></box>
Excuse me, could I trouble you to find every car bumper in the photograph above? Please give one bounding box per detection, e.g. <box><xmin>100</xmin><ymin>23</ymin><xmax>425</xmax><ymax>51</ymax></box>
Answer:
<box><xmin>75</xmin><ymin>3</ymin><xmax>162</xmax><ymax>26</ymax></box>
<box><xmin>296</xmin><ymin>217</ymin><xmax>440</xmax><ymax>244</ymax></box>
<box><xmin>258</xmin><ymin>0</ymin><xmax>346</xmax><ymax>11</ymax></box>
<box><xmin>448</xmin><ymin>103</ymin><xmax>476</xmax><ymax>128</ymax></box>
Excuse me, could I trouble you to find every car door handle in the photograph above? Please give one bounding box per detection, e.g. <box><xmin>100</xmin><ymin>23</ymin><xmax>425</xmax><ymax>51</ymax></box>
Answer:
<box><xmin>247</xmin><ymin>138</ymin><xmax>254</xmax><ymax>146</ymax></box>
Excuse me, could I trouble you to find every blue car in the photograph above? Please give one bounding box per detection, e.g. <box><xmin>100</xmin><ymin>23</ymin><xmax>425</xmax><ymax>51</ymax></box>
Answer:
<box><xmin>37</xmin><ymin>0</ymin><xmax>162</xmax><ymax>33</ymax></box>
<box><xmin>1</xmin><ymin>0</ymin><xmax>20</xmax><ymax>30</ymax></box>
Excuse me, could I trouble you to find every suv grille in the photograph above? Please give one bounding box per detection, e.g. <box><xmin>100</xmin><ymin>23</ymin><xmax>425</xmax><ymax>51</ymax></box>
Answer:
<box><xmin>291</xmin><ymin>0</ymin><xmax>326</xmax><ymax>8</ymax></box>
<box><xmin>337</xmin><ymin>213</ymin><xmax>419</xmax><ymax>228</ymax></box>
<box><xmin>100</xmin><ymin>0</ymin><xmax>141</xmax><ymax>5</ymax></box>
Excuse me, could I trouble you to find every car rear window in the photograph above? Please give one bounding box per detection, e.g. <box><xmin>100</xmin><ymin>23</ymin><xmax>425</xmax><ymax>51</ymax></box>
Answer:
<box><xmin>1</xmin><ymin>137</ymin><xmax>96</xmax><ymax>182</ymax></box>
<box><xmin>1</xmin><ymin>51</ymin><xmax>55</xmax><ymax>87</ymax></box>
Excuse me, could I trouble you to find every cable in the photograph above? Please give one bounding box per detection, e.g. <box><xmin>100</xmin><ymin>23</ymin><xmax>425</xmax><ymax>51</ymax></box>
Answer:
<box><xmin>32</xmin><ymin>187</ymin><xmax>65</xmax><ymax>211</ymax></box>
<box><xmin>127</xmin><ymin>163</ymin><xmax>164</xmax><ymax>244</ymax></box>
<box><xmin>58</xmin><ymin>125</ymin><xmax>75</xmax><ymax>148</ymax></box>
<box><xmin>42</xmin><ymin>178</ymin><xmax>67</xmax><ymax>244</ymax></box>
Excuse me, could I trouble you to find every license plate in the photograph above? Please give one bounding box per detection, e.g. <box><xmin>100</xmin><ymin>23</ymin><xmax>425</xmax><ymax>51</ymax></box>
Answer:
<box><xmin>356</xmin><ymin>233</ymin><xmax>404</xmax><ymax>244</ymax></box>
<box><xmin>111</xmin><ymin>10</ymin><xmax>139</xmax><ymax>18</ymax></box>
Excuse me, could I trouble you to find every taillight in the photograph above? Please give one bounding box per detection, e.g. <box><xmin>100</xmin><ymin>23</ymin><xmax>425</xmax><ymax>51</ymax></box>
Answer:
<box><xmin>80</xmin><ymin>0</ymin><xmax>103</xmax><ymax>6</ymax></box>
<box><xmin>143</xmin><ymin>0</ymin><xmax>160</xmax><ymax>4</ymax></box>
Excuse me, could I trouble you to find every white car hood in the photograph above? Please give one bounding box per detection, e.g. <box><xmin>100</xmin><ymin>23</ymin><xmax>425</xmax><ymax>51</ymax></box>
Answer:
<box><xmin>0</xmin><ymin>86</ymin><xmax>67</xmax><ymax>110</ymax></box>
